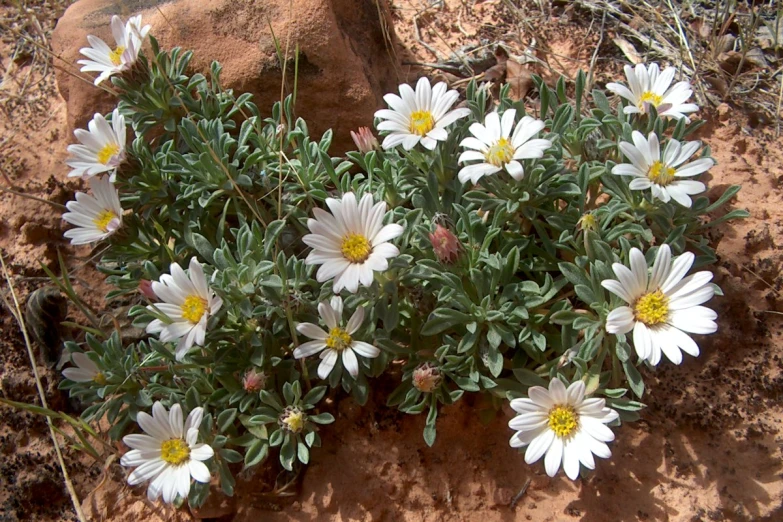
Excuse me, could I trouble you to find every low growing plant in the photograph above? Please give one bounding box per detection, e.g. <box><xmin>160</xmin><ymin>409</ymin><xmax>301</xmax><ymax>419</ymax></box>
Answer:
<box><xmin>36</xmin><ymin>14</ymin><xmax>748</xmax><ymax>507</ymax></box>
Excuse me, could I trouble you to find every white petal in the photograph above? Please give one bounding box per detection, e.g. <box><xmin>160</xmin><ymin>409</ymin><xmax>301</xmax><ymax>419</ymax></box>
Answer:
<box><xmin>318</xmin><ymin>300</ymin><xmax>340</xmax><ymax>330</ymax></box>
<box><xmin>296</xmin><ymin>323</ymin><xmax>329</xmax><ymax>340</ymax></box>
<box><xmin>318</xmin><ymin>350</ymin><xmax>338</xmax><ymax>379</ymax></box>
<box><xmin>601</xmin><ymin>279</ymin><xmax>634</xmax><ymax>304</ymax></box>
<box><xmin>190</xmin><ymin>443</ymin><xmax>214</xmax><ymax>461</ymax></box>
<box><xmin>563</xmin><ymin>440</ymin><xmax>581</xmax><ymax>480</ymax></box>
<box><xmin>548</xmin><ymin>378</ymin><xmax>568</xmax><ymax>404</ymax></box>
<box><xmin>127</xmin><ymin>458</ymin><xmax>166</xmax><ymax>486</ymax></box>
<box><xmin>294</xmin><ymin>340</ymin><xmax>327</xmax><ymax>358</ymax></box>
<box><xmin>346</xmin><ymin>307</ymin><xmax>365</xmax><ymax>334</ymax></box>
<box><xmin>525</xmin><ymin>429</ymin><xmax>554</xmax><ymax>464</ymax></box>
<box><xmin>633</xmin><ymin>321</ymin><xmax>653</xmax><ymax>361</ymax></box>
<box><xmin>351</xmin><ymin>341</ymin><xmax>380</xmax><ymax>358</ymax></box>
<box><xmin>649</xmin><ymin>244</ymin><xmax>672</xmax><ymax>290</ymax></box>
<box><xmin>528</xmin><ymin>386</ymin><xmax>554</xmax><ymax>408</ymax></box>
<box><xmin>580</xmin><ymin>417</ymin><xmax>615</xmax><ymax>442</ymax></box>
<box><xmin>342</xmin><ymin>349</ymin><xmax>359</xmax><ymax>377</ymax></box>
<box><xmin>660</xmin><ymin>252</ymin><xmax>695</xmax><ymax>294</ymax></box>
<box><xmin>544</xmin><ymin>437</ymin><xmax>564</xmax><ymax>477</ymax></box>
<box><xmin>629</xmin><ymin>248</ymin><xmax>649</xmax><ymax>293</ymax></box>
<box><xmin>189</xmin><ymin>460</ymin><xmax>211</xmax><ymax>483</ymax></box>
<box><xmin>606</xmin><ymin>307</ymin><xmax>635</xmax><ymax>335</ymax></box>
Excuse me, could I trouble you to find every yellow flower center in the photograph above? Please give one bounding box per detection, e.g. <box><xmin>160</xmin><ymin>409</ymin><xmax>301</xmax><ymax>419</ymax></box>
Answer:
<box><xmin>160</xmin><ymin>438</ymin><xmax>191</xmax><ymax>466</ymax></box>
<box><xmin>647</xmin><ymin>160</ymin><xmax>676</xmax><ymax>186</ymax></box>
<box><xmin>181</xmin><ymin>295</ymin><xmax>208</xmax><ymax>324</ymax></box>
<box><xmin>634</xmin><ymin>289</ymin><xmax>669</xmax><ymax>326</ymax></box>
<box><xmin>341</xmin><ymin>233</ymin><xmax>372</xmax><ymax>263</ymax></box>
<box><xmin>485</xmin><ymin>137</ymin><xmax>515</xmax><ymax>167</ymax></box>
<box><xmin>326</xmin><ymin>327</ymin><xmax>352</xmax><ymax>352</ymax></box>
<box><xmin>282</xmin><ymin>410</ymin><xmax>306</xmax><ymax>433</ymax></box>
<box><xmin>409</xmin><ymin>110</ymin><xmax>435</xmax><ymax>136</ymax></box>
<box><xmin>639</xmin><ymin>91</ymin><xmax>663</xmax><ymax>108</ymax></box>
<box><xmin>96</xmin><ymin>143</ymin><xmax>121</xmax><ymax>165</ymax></box>
<box><xmin>548</xmin><ymin>405</ymin><xmax>579</xmax><ymax>439</ymax></box>
<box><xmin>93</xmin><ymin>372</ymin><xmax>107</xmax><ymax>385</ymax></box>
<box><xmin>109</xmin><ymin>46</ymin><xmax>126</xmax><ymax>66</ymax></box>
<box><xmin>93</xmin><ymin>209</ymin><xmax>118</xmax><ymax>232</ymax></box>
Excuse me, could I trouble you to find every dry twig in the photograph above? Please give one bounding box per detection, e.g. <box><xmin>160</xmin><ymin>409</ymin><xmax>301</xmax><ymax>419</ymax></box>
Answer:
<box><xmin>0</xmin><ymin>252</ymin><xmax>87</xmax><ymax>522</ymax></box>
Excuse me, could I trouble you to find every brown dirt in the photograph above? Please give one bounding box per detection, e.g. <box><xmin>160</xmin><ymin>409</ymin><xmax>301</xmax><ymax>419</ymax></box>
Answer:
<box><xmin>1</xmin><ymin>1</ymin><xmax>783</xmax><ymax>521</ymax></box>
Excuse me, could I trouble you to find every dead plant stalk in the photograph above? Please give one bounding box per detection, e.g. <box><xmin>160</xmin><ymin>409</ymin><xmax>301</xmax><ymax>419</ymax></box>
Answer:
<box><xmin>0</xmin><ymin>252</ymin><xmax>87</xmax><ymax>522</ymax></box>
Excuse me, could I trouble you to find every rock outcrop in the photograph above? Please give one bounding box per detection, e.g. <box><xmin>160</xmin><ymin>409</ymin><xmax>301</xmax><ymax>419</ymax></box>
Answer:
<box><xmin>52</xmin><ymin>0</ymin><xmax>401</xmax><ymax>152</ymax></box>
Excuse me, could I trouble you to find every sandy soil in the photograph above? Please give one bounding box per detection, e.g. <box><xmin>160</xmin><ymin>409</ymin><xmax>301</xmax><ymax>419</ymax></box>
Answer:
<box><xmin>1</xmin><ymin>0</ymin><xmax>782</xmax><ymax>521</ymax></box>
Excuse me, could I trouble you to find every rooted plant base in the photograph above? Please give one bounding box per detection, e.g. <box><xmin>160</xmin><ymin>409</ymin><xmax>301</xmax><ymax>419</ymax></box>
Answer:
<box><xmin>2</xmin><ymin>2</ymin><xmax>783</xmax><ymax>522</ymax></box>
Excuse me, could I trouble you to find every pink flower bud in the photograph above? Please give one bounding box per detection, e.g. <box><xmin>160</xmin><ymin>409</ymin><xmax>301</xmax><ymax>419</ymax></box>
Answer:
<box><xmin>350</xmin><ymin>127</ymin><xmax>380</xmax><ymax>154</ymax></box>
<box><xmin>243</xmin><ymin>368</ymin><xmax>266</xmax><ymax>392</ymax></box>
<box><xmin>139</xmin><ymin>279</ymin><xmax>156</xmax><ymax>299</ymax></box>
<box><xmin>429</xmin><ymin>224</ymin><xmax>461</xmax><ymax>264</ymax></box>
<box><xmin>412</xmin><ymin>363</ymin><xmax>442</xmax><ymax>393</ymax></box>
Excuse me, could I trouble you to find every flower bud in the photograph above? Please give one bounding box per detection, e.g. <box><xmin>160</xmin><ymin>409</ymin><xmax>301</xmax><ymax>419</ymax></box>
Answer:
<box><xmin>279</xmin><ymin>406</ymin><xmax>307</xmax><ymax>433</ymax></box>
<box><xmin>578</xmin><ymin>213</ymin><xmax>598</xmax><ymax>232</ymax></box>
<box><xmin>429</xmin><ymin>224</ymin><xmax>461</xmax><ymax>264</ymax></box>
<box><xmin>138</xmin><ymin>279</ymin><xmax>156</xmax><ymax>299</ymax></box>
<box><xmin>350</xmin><ymin>127</ymin><xmax>380</xmax><ymax>154</ymax></box>
<box><xmin>242</xmin><ymin>367</ymin><xmax>266</xmax><ymax>392</ymax></box>
<box><xmin>412</xmin><ymin>363</ymin><xmax>442</xmax><ymax>393</ymax></box>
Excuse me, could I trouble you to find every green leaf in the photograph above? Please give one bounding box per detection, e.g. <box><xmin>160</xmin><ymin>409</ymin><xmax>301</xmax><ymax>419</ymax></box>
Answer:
<box><xmin>280</xmin><ymin>434</ymin><xmax>295</xmax><ymax>471</ymax></box>
<box><xmin>484</xmin><ymin>345</ymin><xmax>503</xmax><ymax>378</ymax></box>
<box><xmin>269</xmin><ymin>428</ymin><xmax>284</xmax><ymax>447</ymax></box>
<box><xmin>308</xmin><ymin>412</ymin><xmax>334</xmax><ymax>424</ymax></box>
<box><xmin>297</xmin><ymin>440</ymin><xmax>310</xmax><ymax>464</ymax></box>
<box><xmin>423</xmin><ymin>402</ymin><xmax>438</xmax><ymax>447</ymax></box>
<box><xmin>420</xmin><ymin>308</ymin><xmax>471</xmax><ymax>336</ymax></box>
<box><xmin>263</xmin><ymin>220</ymin><xmax>286</xmax><ymax>257</ymax></box>
<box><xmin>217</xmin><ymin>408</ymin><xmax>238</xmax><ymax>433</ymax></box>
<box><xmin>188</xmin><ymin>232</ymin><xmax>215</xmax><ymax>263</ymax></box>
<box><xmin>512</xmin><ymin>368</ymin><xmax>548</xmax><ymax>388</ymax></box>
<box><xmin>244</xmin><ymin>439</ymin><xmax>268</xmax><ymax>468</ymax></box>
<box><xmin>622</xmin><ymin>360</ymin><xmax>645</xmax><ymax>398</ymax></box>
<box><xmin>219</xmin><ymin>448</ymin><xmax>243</xmax><ymax>463</ymax></box>
<box><xmin>453</xmin><ymin>376</ymin><xmax>480</xmax><ymax>392</ymax></box>
<box><xmin>303</xmin><ymin>386</ymin><xmax>327</xmax><ymax>406</ymax></box>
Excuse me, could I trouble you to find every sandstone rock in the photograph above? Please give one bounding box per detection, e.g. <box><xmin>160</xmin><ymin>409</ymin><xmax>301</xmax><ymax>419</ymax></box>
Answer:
<box><xmin>52</xmin><ymin>0</ymin><xmax>401</xmax><ymax>153</ymax></box>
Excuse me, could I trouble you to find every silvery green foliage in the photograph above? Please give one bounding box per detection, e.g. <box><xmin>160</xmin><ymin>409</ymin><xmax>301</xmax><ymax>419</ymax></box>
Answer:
<box><xmin>60</xmin><ymin>36</ymin><xmax>745</xmax><ymax>506</ymax></box>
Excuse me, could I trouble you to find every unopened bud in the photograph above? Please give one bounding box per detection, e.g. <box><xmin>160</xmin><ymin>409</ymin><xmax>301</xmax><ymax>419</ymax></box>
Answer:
<box><xmin>279</xmin><ymin>406</ymin><xmax>306</xmax><ymax>433</ymax></box>
<box><xmin>242</xmin><ymin>368</ymin><xmax>266</xmax><ymax>392</ymax></box>
<box><xmin>429</xmin><ymin>224</ymin><xmax>461</xmax><ymax>264</ymax></box>
<box><xmin>139</xmin><ymin>279</ymin><xmax>156</xmax><ymax>299</ymax></box>
<box><xmin>412</xmin><ymin>363</ymin><xmax>442</xmax><ymax>393</ymax></box>
<box><xmin>350</xmin><ymin>126</ymin><xmax>380</xmax><ymax>154</ymax></box>
<box><xmin>578</xmin><ymin>213</ymin><xmax>598</xmax><ymax>232</ymax></box>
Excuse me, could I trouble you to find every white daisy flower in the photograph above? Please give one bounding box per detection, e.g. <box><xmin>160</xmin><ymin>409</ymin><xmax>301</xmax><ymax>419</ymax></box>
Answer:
<box><xmin>62</xmin><ymin>175</ymin><xmax>123</xmax><ymax>245</ymax></box>
<box><xmin>120</xmin><ymin>402</ymin><xmax>213</xmax><ymax>504</ymax></box>
<box><xmin>146</xmin><ymin>257</ymin><xmax>223</xmax><ymax>361</ymax></box>
<box><xmin>66</xmin><ymin>108</ymin><xmax>127</xmax><ymax>181</ymax></box>
<box><xmin>374</xmin><ymin>77</ymin><xmax>471</xmax><ymax>151</ymax></box>
<box><xmin>78</xmin><ymin>14</ymin><xmax>151</xmax><ymax>85</ymax></box>
<box><xmin>601</xmin><ymin>244</ymin><xmax>717</xmax><ymax>366</ymax></box>
<box><xmin>294</xmin><ymin>296</ymin><xmax>380</xmax><ymax>379</ymax></box>
<box><xmin>612</xmin><ymin>131</ymin><xmax>713</xmax><ymax>208</ymax></box>
<box><xmin>62</xmin><ymin>352</ymin><xmax>106</xmax><ymax>384</ymax></box>
<box><xmin>606</xmin><ymin>63</ymin><xmax>698</xmax><ymax>121</ymax></box>
<box><xmin>508</xmin><ymin>379</ymin><xmax>619</xmax><ymax>480</ymax></box>
<box><xmin>302</xmin><ymin>192</ymin><xmax>403</xmax><ymax>293</ymax></box>
<box><xmin>457</xmin><ymin>109</ymin><xmax>551</xmax><ymax>184</ymax></box>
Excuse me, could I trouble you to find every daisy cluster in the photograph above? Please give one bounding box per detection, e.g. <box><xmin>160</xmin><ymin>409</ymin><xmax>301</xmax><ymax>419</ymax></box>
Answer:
<box><xmin>54</xmin><ymin>14</ymin><xmax>746</xmax><ymax>509</ymax></box>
